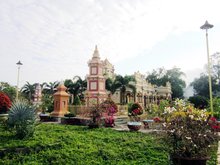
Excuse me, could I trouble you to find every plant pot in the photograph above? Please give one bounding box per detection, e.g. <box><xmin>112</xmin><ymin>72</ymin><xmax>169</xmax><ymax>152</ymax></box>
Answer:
<box><xmin>127</xmin><ymin>122</ymin><xmax>142</xmax><ymax>131</ymax></box>
<box><xmin>171</xmin><ymin>155</ymin><xmax>210</xmax><ymax>165</ymax></box>
<box><xmin>0</xmin><ymin>114</ymin><xmax>8</xmax><ymax>122</ymax></box>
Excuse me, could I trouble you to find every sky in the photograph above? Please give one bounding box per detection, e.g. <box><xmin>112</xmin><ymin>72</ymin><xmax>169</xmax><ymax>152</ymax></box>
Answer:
<box><xmin>0</xmin><ymin>0</ymin><xmax>220</xmax><ymax>88</ymax></box>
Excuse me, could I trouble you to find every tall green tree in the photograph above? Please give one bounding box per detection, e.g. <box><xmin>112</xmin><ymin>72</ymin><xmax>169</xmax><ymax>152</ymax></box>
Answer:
<box><xmin>146</xmin><ymin>67</ymin><xmax>186</xmax><ymax>99</ymax></box>
<box><xmin>113</xmin><ymin>75</ymin><xmax>136</xmax><ymax>105</ymax></box>
<box><xmin>190</xmin><ymin>74</ymin><xmax>219</xmax><ymax>98</ymax></box>
<box><xmin>42</xmin><ymin>81</ymin><xmax>59</xmax><ymax>95</ymax></box>
<box><xmin>21</xmin><ymin>82</ymin><xmax>37</xmax><ymax>101</ymax></box>
<box><xmin>64</xmin><ymin>76</ymin><xmax>87</xmax><ymax>104</ymax></box>
<box><xmin>72</xmin><ymin>76</ymin><xmax>87</xmax><ymax>99</ymax></box>
<box><xmin>105</xmin><ymin>78</ymin><xmax>116</xmax><ymax>94</ymax></box>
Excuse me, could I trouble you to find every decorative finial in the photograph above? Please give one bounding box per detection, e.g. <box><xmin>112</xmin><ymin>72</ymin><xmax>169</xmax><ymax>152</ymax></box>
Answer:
<box><xmin>93</xmin><ymin>45</ymin><xmax>100</xmax><ymax>58</ymax></box>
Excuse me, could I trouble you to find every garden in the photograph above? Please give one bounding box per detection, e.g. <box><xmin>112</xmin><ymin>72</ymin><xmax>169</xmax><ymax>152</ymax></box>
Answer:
<box><xmin>0</xmin><ymin>88</ymin><xmax>220</xmax><ymax>164</ymax></box>
<box><xmin>0</xmin><ymin>123</ymin><xmax>218</xmax><ymax>165</ymax></box>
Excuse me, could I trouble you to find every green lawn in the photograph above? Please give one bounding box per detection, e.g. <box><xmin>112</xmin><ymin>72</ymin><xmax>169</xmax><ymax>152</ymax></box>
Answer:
<box><xmin>0</xmin><ymin>123</ymin><xmax>218</xmax><ymax>165</ymax></box>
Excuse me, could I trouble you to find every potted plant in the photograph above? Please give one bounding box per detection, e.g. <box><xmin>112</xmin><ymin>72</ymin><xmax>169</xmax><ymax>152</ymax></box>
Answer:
<box><xmin>127</xmin><ymin>102</ymin><xmax>143</xmax><ymax>131</ymax></box>
<box><xmin>88</xmin><ymin>104</ymin><xmax>104</xmax><ymax>128</ymax></box>
<box><xmin>0</xmin><ymin>92</ymin><xmax>11</xmax><ymax>122</ymax></box>
<box><xmin>100</xmin><ymin>97</ymin><xmax>118</xmax><ymax>127</ymax></box>
<box><xmin>164</xmin><ymin>99</ymin><xmax>218</xmax><ymax>165</ymax></box>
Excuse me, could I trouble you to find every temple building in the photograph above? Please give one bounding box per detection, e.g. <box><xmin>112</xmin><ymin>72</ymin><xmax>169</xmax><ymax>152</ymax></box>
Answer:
<box><xmin>85</xmin><ymin>46</ymin><xmax>172</xmax><ymax>108</ymax></box>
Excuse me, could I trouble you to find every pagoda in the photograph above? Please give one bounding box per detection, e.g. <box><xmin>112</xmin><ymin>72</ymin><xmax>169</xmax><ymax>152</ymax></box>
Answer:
<box><xmin>85</xmin><ymin>46</ymin><xmax>107</xmax><ymax>106</ymax></box>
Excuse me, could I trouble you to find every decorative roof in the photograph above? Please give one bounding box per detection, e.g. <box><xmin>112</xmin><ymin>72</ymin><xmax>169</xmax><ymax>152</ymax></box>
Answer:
<box><xmin>92</xmin><ymin>45</ymin><xmax>100</xmax><ymax>59</ymax></box>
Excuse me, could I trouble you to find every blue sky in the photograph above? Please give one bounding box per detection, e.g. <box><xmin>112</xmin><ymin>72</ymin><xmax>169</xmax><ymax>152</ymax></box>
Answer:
<box><xmin>0</xmin><ymin>0</ymin><xmax>220</xmax><ymax>87</ymax></box>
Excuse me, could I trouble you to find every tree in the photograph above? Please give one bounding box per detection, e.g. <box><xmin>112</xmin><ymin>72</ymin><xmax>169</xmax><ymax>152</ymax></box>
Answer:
<box><xmin>21</xmin><ymin>82</ymin><xmax>37</xmax><ymax>101</ymax></box>
<box><xmin>188</xmin><ymin>95</ymin><xmax>208</xmax><ymax>109</ymax></box>
<box><xmin>190</xmin><ymin>74</ymin><xmax>219</xmax><ymax>98</ymax></box>
<box><xmin>42</xmin><ymin>81</ymin><xmax>59</xmax><ymax>95</ymax></box>
<box><xmin>146</xmin><ymin>67</ymin><xmax>186</xmax><ymax>99</ymax></box>
<box><xmin>73</xmin><ymin>95</ymin><xmax>81</xmax><ymax>105</ymax></box>
<box><xmin>0</xmin><ymin>82</ymin><xmax>16</xmax><ymax>101</ymax></box>
<box><xmin>40</xmin><ymin>94</ymin><xmax>54</xmax><ymax>113</ymax></box>
<box><xmin>113</xmin><ymin>75</ymin><xmax>136</xmax><ymax>105</ymax></box>
<box><xmin>64</xmin><ymin>76</ymin><xmax>87</xmax><ymax>104</ymax></box>
<box><xmin>105</xmin><ymin>78</ymin><xmax>116</xmax><ymax>94</ymax></box>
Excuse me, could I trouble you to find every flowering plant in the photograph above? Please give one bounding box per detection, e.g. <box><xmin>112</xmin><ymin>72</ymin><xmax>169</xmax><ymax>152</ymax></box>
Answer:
<box><xmin>153</xmin><ymin>117</ymin><xmax>161</xmax><ymax>123</ymax></box>
<box><xmin>128</xmin><ymin>102</ymin><xmax>143</xmax><ymax>121</ymax></box>
<box><xmin>0</xmin><ymin>92</ymin><xmax>11</xmax><ymax>114</ymax></box>
<box><xmin>164</xmin><ymin>99</ymin><xmax>218</xmax><ymax>159</ymax></box>
<box><xmin>100</xmin><ymin>98</ymin><xmax>118</xmax><ymax>115</ymax></box>
<box><xmin>87</xmin><ymin>97</ymin><xmax>118</xmax><ymax>127</ymax></box>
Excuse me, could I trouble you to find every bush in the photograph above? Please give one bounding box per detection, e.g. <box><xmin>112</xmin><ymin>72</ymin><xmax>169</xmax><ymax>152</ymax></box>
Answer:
<box><xmin>0</xmin><ymin>92</ymin><xmax>11</xmax><ymax>114</ymax></box>
<box><xmin>188</xmin><ymin>95</ymin><xmax>208</xmax><ymax>109</ymax></box>
<box><xmin>128</xmin><ymin>102</ymin><xmax>143</xmax><ymax>121</ymax></box>
<box><xmin>7</xmin><ymin>100</ymin><xmax>37</xmax><ymax>139</ymax></box>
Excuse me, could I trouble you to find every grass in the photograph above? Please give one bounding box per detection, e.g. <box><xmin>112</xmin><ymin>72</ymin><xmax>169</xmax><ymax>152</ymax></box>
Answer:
<box><xmin>0</xmin><ymin>123</ymin><xmax>218</xmax><ymax>165</ymax></box>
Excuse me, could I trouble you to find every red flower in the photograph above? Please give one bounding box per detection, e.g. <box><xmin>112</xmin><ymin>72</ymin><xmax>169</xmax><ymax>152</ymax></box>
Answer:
<box><xmin>0</xmin><ymin>92</ymin><xmax>11</xmax><ymax>114</ymax></box>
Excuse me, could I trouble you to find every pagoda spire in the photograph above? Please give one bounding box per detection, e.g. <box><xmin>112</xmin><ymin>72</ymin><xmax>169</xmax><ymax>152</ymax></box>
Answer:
<box><xmin>92</xmin><ymin>45</ymin><xmax>100</xmax><ymax>58</ymax></box>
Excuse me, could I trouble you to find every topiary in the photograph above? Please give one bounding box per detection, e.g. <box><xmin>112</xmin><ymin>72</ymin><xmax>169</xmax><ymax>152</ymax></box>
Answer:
<box><xmin>7</xmin><ymin>100</ymin><xmax>37</xmax><ymax>139</ymax></box>
<box><xmin>0</xmin><ymin>92</ymin><xmax>11</xmax><ymax>114</ymax></box>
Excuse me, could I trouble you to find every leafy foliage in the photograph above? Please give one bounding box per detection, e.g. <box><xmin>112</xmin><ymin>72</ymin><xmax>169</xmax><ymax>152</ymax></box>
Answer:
<box><xmin>7</xmin><ymin>101</ymin><xmax>37</xmax><ymax>139</ymax></box>
<box><xmin>0</xmin><ymin>124</ymin><xmax>171</xmax><ymax>165</ymax></box>
<box><xmin>40</xmin><ymin>94</ymin><xmax>54</xmax><ymax>113</ymax></box>
<box><xmin>20</xmin><ymin>82</ymin><xmax>37</xmax><ymax>101</ymax></box>
<box><xmin>0</xmin><ymin>82</ymin><xmax>16</xmax><ymax>101</ymax></box>
<box><xmin>113</xmin><ymin>75</ymin><xmax>136</xmax><ymax>104</ymax></box>
<box><xmin>0</xmin><ymin>92</ymin><xmax>11</xmax><ymax>114</ymax></box>
<box><xmin>146</xmin><ymin>67</ymin><xmax>186</xmax><ymax>99</ymax></box>
<box><xmin>164</xmin><ymin>99</ymin><xmax>218</xmax><ymax>158</ymax></box>
<box><xmin>190</xmin><ymin>73</ymin><xmax>220</xmax><ymax>98</ymax></box>
<box><xmin>188</xmin><ymin>95</ymin><xmax>208</xmax><ymax>109</ymax></box>
<box><xmin>128</xmin><ymin>102</ymin><xmax>143</xmax><ymax>121</ymax></box>
<box><xmin>73</xmin><ymin>95</ymin><xmax>81</xmax><ymax>105</ymax></box>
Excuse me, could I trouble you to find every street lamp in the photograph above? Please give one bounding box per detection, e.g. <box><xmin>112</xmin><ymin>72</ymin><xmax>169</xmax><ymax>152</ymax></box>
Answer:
<box><xmin>16</xmin><ymin>60</ymin><xmax>23</xmax><ymax>100</ymax></box>
<box><xmin>200</xmin><ymin>21</ymin><xmax>214</xmax><ymax>116</ymax></box>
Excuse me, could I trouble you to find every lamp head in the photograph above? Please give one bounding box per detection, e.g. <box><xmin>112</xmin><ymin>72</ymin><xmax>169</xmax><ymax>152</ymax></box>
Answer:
<box><xmin>200</xmin><ymin>20</ymin><xmax>214</xmax><ymax>30</ymax></box>
<box><xmin>16</xmin><ymin>60</ymin><xmax>23</xmax><ymax>66</ymax></box>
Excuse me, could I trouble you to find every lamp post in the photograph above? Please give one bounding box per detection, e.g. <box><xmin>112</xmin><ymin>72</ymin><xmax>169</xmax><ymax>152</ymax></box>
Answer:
<box><xmin>16</xmin><ymin>60</ymin><xmax>23</xmax><ymax>100</ymax></box>
<box><xmin>200</xmin><ymin>21</ymin><xmax>214</xmax><ymax>116</ymax></box>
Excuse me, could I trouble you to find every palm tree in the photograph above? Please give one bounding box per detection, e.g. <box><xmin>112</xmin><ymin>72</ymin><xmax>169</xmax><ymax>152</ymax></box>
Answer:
<box><xmin>113</xmin><ymin>75</ymin><xmax>136</xmax><ymax>105</ymax></box>
<box><xmin>64</xmin><ymin>79</ymin><xmax>74</xmax><ymax>104</ymax></box>
<box><xmin>72</xmin><ymin>76</ymin><xmax>87</xmax><ymax>100</ymax></box>
<box><xmin>42</xmin><ymin>81</ymin><xmax>59</xmax><ymax>95</ymax></box>
<box><xmin>21</xmin><ymin>82</ymin><xmax>36</xmax><ymax>101</ymax></box>
<box><xmin>64</xmin><ymin>76</ymin><xmax>87</xmax><ymax>105</ymax></box>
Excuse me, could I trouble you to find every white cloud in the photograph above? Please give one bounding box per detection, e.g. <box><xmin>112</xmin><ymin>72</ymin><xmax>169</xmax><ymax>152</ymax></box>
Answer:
<box><xmin>0</xmin><ymin>0</ymin><xmax>220</xmax><ymax>86</ymax></box>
